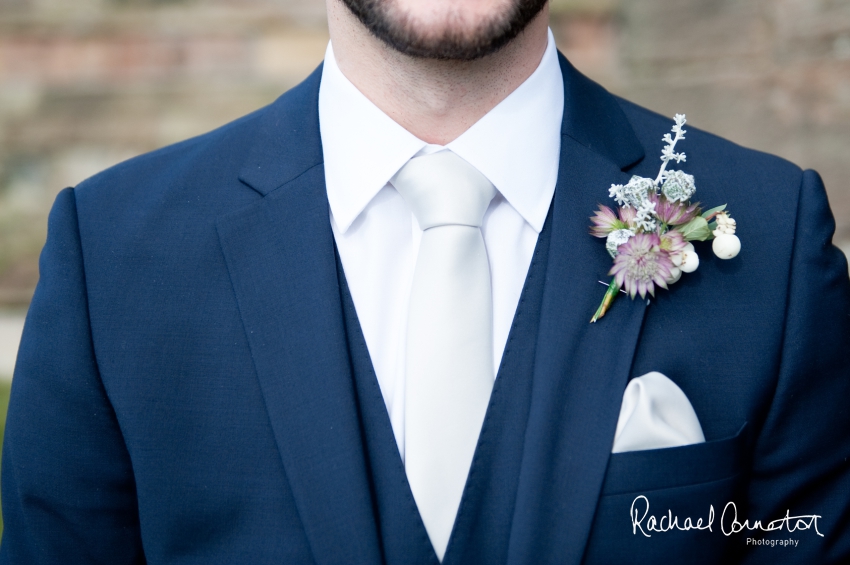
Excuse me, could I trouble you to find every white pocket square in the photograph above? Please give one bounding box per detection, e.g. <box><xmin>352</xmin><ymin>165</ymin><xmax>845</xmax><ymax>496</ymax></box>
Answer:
<box><xmin>612</xmin><ymin>371</ymin><xmax>705</xmax><ymax>454</ymax></box>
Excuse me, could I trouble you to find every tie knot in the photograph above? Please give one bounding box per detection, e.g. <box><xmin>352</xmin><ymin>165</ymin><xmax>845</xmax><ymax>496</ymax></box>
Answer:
<box><xmin>392</xmin><ymin>151</ymin><xmax>497</xmax><ymax>230</ymax></box>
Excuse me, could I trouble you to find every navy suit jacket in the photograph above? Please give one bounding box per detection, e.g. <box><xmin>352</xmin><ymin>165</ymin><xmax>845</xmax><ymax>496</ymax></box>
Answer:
<box><xmin>2</xmin><ymin>55</ymin><xmax>849</xmax><ymax>564</ymax></box>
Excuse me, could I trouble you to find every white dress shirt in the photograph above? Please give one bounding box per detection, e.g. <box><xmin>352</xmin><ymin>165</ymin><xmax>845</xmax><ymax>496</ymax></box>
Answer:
<box><xmin>318</xmin><ymin>30</ymin><xmax>564</xmax><ymax>459</ymax></box>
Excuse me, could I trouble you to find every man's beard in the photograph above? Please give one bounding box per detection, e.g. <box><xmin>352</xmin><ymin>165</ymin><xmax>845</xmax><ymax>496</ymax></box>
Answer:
<box><xmin>339</xmin><ymin>0</ymin><xmax>549</xmax><ymax>61</ymax></box>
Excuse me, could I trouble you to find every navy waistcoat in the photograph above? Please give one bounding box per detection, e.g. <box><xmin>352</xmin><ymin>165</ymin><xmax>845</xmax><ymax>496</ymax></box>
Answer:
<box><xmin>337</xmin><ymin>205</ymin><xmax>553</xmax><ymax>565</ymax></box>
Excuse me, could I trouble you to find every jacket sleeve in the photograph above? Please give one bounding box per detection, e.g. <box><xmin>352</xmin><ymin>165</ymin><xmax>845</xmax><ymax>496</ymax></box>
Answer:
<box><xmin>741</xmin><ymin>169</ymin><xmax>850</xmax><ymax>564</ymax></box>
<box><xmin>0</xmin><ymin>188</ymin><xmax>145</xmax><ymax>564</ymax></box>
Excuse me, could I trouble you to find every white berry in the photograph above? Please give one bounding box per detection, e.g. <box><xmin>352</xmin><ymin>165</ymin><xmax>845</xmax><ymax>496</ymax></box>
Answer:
<box><xmin>680</xmin><ymin>242</ymin><xmax>700</xmax><ymax>273</ymax></box>
<box><xmin>712</xmin><ymin>233</ymin><xmax>741</xmax><ymax>259</ymax></box>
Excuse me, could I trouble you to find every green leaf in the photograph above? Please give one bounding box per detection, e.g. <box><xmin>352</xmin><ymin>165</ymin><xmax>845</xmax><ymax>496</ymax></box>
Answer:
<box><xmin>701</xmin><ymin>204</ymin><xmax>727</xmax><ymax>220</ymax></box>
<box><xmin>676</xmin><ymin>216</ymin><xmax>713</xmax><ymax>241</ymax></box>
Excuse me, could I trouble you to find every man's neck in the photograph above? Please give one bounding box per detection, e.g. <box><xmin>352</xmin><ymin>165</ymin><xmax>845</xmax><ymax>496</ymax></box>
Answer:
<box><xmin>327</xmin><ymin>0</ymin><xmax>550</xmax><ymax>145</ymax></box>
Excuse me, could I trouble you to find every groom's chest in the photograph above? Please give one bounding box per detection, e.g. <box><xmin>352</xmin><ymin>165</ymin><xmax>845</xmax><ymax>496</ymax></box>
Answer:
<box><xmin>85</xmin><ymin>204</ymin><xmax>778</xmax><ymax>564</ymax></box>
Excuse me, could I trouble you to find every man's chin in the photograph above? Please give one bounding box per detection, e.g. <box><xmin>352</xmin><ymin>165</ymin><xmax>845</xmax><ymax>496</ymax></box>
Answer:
<box><xmin>340</xmin><ymin>0</ymin><xmax>548</xmax><ymax>61</ymax></box>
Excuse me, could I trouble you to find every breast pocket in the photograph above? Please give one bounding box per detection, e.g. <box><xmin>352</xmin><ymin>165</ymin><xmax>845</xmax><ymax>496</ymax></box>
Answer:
<box><xmin>583</xmin><ymin>423</ymin><xmax>749</xmax><ymax>565</ymax></box>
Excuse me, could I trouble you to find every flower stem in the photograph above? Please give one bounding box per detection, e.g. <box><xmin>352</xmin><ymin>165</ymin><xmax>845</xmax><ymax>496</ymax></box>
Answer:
<box><xmin>654</xmin><ymin>124</ymin><xmax>686</xmax><ymax>184</ymax></box>
<box><xmin>591</xmin><ymin>278</ymin><xmax>620</xmax><ymax>323</ymax></box>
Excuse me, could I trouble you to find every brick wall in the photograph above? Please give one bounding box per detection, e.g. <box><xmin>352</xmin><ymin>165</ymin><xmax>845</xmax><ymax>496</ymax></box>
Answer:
<box><xmin>0</xmin><ymin>0</ymin><xmax>847</xmax><ymax>304</ymax></box>
<box><xmin>0</xmin><ymin>0</ymin><xmax>329</xmax><ymax>304</ymax></box>
<box><xmin>555</xmin><ymin>1</ymin><xmax>850</xmax><ymax>249</ymax></box>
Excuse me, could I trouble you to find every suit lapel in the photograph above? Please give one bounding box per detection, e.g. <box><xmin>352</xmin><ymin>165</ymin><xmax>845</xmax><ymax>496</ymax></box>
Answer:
<box><xmin>216</xmin><ymin>67</ymin><xmax>382</xmax><ymax>565</ymax></box>
<box><xmin>506</xmin><ymin>55</ymin><xmax>649</xmax><ymax>565</ymax></box>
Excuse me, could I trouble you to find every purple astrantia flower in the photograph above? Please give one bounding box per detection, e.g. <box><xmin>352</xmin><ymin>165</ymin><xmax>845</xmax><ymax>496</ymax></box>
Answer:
<box><xmin>590</xmin><ymin>205</ymin><xmax>623</xmax><ymax>238</ymax></box>
<box><xmin>660</xmin><ymin>229</ymin><xmax>688</xmax><ymax>254</ymax></box>
<box><xmin>609</xmin><ymin>233</ymin><xmax>673</xmax><ymax>299</ymax></box>
<box><xmin>653</xmin><ymin>193</ymin><xmax>700</xmax><ymax>226</ymax></box>
<box><xmin>618</xmin><ymin>206</ymin><xmax>637</xmax><ymax>229</ymax></box>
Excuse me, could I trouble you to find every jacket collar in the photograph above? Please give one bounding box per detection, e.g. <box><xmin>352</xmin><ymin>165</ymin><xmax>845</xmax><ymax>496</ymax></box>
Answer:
<box><xmin>558</xmin><ymin>53</ymin><xmax>644</xmax><ymax>169</ymax></box>
<box><xmin>237</xmin><ymin>64</ymin><xmax>325</xmax><ymax>197</ymax></box>
<box><xmin>237</xmin><ymin>52</ymin><xmax>645</xmax><ymax>198</ymax></box>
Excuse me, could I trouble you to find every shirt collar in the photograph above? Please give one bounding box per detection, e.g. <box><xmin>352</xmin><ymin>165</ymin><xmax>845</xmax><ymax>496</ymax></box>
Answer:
<box><xmin>319</xmin><ymin>29</ymin><xmax>564</xmax><ymax>234</ymax></box>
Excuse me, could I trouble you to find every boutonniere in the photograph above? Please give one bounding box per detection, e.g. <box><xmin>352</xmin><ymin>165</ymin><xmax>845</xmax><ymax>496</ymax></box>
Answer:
<box><xmin>589</xmin><ymin>114</ymin><xmax>741</xmax><ymax>323</ymax></box>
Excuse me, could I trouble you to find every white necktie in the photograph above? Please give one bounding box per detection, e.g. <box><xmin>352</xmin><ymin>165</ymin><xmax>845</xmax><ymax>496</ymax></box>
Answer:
<box><xmin>392</xmin><ymin>150</ymin><xmax>497</xmax><ymax>560</ymax></box>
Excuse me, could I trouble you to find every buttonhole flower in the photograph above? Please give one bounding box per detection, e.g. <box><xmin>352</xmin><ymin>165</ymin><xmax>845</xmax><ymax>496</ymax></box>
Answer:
<box><xmin>653</xmin><ymin>193</ymin><xmax>700</xmax><ymax>226</ymax></box>
<box><xmin>660</xmin><ymin>229</ymin><xmax>687</xmax><ymax>253</ymax></box>
<box><xmin>606</xmin><ymin>228</ymin><xmax>636</xmax><ymax>258</ymax></box>
<box><xmin>618</xmin><ymin>205</ymin><xmax>637</xmax><ymax>228</ymax></box>
<box><xmin>589</xmin><ymin>205</ymin><xmax>625</xmax><ymax>238</ymax></box>
<box><xmin>661</xmin><ymin>170</ymin><xmax>697</xmax><ymax>203</ymax></box>
<box><xmin>588</xmin><ymin>114</ymin><xmax>743</xmax><ymax>322</ymax></box>
<box><xmin>609</xmin><ymin>233</ymin><xmax>673</xmax><ymax>299</ymax></box>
